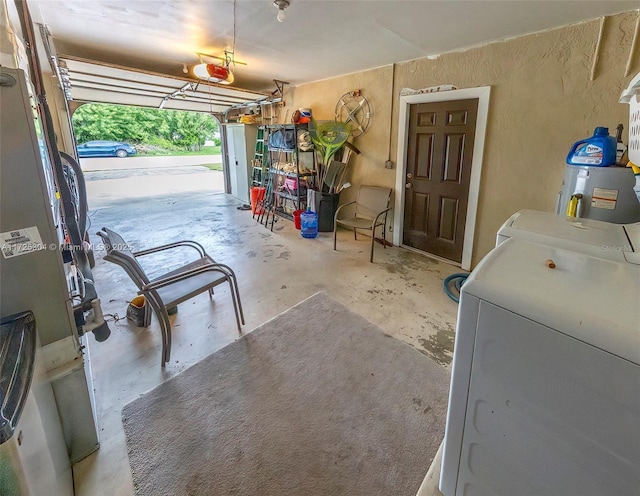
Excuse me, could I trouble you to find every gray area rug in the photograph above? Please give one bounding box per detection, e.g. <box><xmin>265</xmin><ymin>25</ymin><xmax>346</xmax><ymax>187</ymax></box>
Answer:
<box><xmin>122</xmin><ymin>291</ymin><xmax>450</xmax><ymax>496</ymax></box>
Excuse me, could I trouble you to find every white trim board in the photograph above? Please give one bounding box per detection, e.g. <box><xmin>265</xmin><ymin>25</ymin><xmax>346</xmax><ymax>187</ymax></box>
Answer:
<box><xmin>394</xmin><ymin>86</ymin><xmax>491</xmax><ymax>271</ymax></box>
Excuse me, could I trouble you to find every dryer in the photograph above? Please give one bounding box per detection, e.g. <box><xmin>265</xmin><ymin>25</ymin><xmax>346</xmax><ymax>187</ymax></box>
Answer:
<box><xmin>497</xmin><ymin>209</ymin><xmax>639</xmax><ymax>264</ymax></box>
<box><xmin>440</xmin><ymin>237</ymin><xmax>640</xmax><ymax>495</ymax></box>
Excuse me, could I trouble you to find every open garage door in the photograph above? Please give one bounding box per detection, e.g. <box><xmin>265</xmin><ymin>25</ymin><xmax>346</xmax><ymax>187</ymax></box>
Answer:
<box><xmin>57</xmin><ymin>55</ymin><xmax>269</xmax><ymax>113</ymax></box>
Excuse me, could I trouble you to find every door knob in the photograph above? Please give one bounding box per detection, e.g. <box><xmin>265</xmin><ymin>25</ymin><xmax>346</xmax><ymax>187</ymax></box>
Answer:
<box><xmin>405</xmin><ymin>183</ymin><xmax>413</xmax><ymax>189</ymax></box>
<box><xmin>406</xmin><ymin>173</ymin><xmax>413</xmax><ymax>179</ymax></box>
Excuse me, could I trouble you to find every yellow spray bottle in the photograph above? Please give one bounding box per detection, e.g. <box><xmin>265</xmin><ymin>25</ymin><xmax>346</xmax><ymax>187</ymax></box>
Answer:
<box><xmin>566</xmin><ymin>193</ymin><xmax>583</xmax><ymax>218</ymax></box>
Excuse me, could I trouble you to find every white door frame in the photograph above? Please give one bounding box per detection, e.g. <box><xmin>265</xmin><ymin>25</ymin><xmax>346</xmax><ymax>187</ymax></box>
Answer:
<box><xmin>394</xmin><ymin>86</ymin><xmax>491</xmax><ymax>271</ymax></box>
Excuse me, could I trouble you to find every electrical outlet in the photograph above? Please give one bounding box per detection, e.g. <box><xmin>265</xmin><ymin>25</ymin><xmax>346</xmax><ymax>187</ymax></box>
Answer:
<box><xmin>384</xmin><ymin>160</ymin><xmax>393</xmax><ymax>169</ymax></box>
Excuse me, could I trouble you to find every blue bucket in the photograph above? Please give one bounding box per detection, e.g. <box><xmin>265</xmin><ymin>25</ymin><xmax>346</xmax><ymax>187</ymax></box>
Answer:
<box><xmin>300</xmin><ymin>210</ymin><xmax>318</xmax><ymax>239</ymax></box>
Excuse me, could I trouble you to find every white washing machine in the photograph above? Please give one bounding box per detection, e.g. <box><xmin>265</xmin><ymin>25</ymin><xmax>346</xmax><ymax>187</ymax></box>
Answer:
<box><xmin>497</xmin><ymin>209</ymin><xmax>639</xmax><ymax>264</ymax></box>
<box><xmin>440</xmin><ymin>237</ymin><xmax>640</xmax><ymax>496</ymax></box>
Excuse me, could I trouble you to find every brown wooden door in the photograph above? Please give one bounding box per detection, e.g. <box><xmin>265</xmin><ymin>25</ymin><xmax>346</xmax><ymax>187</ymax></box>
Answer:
<box><xmin>402</xmin><ymin>99</ymin><xmax>478</xmax><ymax>263</ymax></box>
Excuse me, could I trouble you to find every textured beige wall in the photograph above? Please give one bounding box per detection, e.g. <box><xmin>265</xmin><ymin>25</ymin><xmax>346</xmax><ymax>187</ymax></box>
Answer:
<box><xmin>283</xmin><ymin>65</ymin><xmax>395</xmax><ymax>208</ymax></box>
<box><xmin>285</xmin><ymin>11</ymin><xmax>639</xmax><ymax>267</ymax></box>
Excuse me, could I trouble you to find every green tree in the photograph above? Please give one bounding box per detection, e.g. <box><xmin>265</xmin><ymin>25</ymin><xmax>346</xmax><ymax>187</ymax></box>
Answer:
<box><xmin>165</xmin><ymin>111</ymin><xmax>216</xmax><ymax>151</ymax></box>
<box><xmin>72</xmin><ymin>103</ymin><xmax>218</xmax><ymax>150</ymax></box>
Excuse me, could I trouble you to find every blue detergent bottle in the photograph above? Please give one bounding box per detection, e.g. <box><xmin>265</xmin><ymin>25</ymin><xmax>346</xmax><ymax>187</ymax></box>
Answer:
<box><xmin>566</xmin><ymin>127</ymin><xmax>617</xmax><ymax>167</ymax></box>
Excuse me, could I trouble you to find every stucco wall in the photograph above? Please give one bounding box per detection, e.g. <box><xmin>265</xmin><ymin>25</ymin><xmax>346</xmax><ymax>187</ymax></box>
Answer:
<box><xmin>285</xmin><ymin>66</ymin><xmax>395</xmax><ymax>206</ymax></box>
<box><xmin>284</xmin><ymin>11</ymin><xmax>639</xmax><ymax>267</ymax></box>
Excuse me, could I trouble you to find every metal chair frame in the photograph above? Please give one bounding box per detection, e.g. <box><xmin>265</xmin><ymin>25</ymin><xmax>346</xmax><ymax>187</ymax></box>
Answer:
<box><xmin>333</xmin><ymin>185</ymin><xmax>392</xmax><ymax>263</ymax></box>
<box><xmin>96</xmin><ymin>228</ymin><xmax>244</xmax><ymax>366</ymax></box>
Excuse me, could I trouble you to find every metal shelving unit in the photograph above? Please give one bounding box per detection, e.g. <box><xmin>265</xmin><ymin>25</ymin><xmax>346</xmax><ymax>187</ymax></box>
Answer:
<box><xmin>266</xmin><ymin>124</ymin><xmax>316</xmax><ymax>221</ymax></box>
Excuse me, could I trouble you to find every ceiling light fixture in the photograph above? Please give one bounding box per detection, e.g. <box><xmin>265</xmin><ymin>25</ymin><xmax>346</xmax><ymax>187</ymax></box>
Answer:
<box><xmin>273</xmin><ymin>0</ymin><xmax>290</xmax><ymax>22</ymax></box>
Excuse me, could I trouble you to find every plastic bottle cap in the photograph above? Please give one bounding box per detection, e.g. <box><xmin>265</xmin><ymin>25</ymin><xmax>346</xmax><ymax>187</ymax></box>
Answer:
<box><xmin>594</xmin><ymin>127</ymin><xmax>609</xmax><ymax>135</ymax></box>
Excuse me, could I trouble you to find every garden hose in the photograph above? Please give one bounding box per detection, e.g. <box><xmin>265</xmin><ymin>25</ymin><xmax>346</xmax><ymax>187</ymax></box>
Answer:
<box><xmin>443</xmin><ymin>273</ymin><xmax>469</xmax><ymax>303</ymax></box>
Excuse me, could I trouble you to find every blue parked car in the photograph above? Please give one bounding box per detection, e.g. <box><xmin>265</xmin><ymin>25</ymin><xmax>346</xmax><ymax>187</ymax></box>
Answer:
<box><xmin>77</xmin><ymin>140</ymin><xmax>137</xmax><ymax>158</ymax></box>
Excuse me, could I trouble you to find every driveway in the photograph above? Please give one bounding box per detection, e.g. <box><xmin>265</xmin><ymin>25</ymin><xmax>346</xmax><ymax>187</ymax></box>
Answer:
<box><xmin>85</xmin><ymin>165</ymin><xmax>224</xmax><ymax>208</ymax></box>
<box><xmin>80</xmin><ymin>154</ymin><xmax>222</xmax><ymax>171</ymax></box>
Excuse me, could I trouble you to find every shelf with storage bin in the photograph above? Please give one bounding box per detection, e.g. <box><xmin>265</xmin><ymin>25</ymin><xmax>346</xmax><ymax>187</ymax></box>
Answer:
<box><xmin>268</xmin><ymin>168</ymin><xmax>315</xmax><ymax>179</ymax></box>
<box><xmin>266</xmin><ymin>124</ymin><xmax>316</xmax><ymax>220</ymax></box>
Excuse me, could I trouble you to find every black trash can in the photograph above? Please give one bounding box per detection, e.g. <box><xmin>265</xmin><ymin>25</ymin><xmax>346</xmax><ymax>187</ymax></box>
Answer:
<box><xmin>308</xmin><ymin>190</ymin><xmax>340</xmax><ymax>232</ymax></box>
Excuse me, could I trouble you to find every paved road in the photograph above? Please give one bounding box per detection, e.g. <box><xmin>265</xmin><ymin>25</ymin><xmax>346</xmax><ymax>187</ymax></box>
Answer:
<box><xmin>85</xmin><ymin>165</ymin><xmax>225</xmax><ymax>208</ymax></box>
<box><xmin>80</xmin><ymin>154</ymin><xmax>222</xmax><ymax>171</ymax></box>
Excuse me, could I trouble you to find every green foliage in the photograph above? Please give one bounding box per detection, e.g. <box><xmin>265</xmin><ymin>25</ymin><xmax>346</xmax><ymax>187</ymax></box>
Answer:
<box><xmin>72</xmin><ymin>103</ymin><xmax>219</xmax><ymax>152</ymax></box>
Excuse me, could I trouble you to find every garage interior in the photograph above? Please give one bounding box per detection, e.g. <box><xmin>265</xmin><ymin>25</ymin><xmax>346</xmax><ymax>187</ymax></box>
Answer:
<box><xmin>1</xmin><ymin>1</ymin><xmax>639</xmax><ymax>495</ymax></box>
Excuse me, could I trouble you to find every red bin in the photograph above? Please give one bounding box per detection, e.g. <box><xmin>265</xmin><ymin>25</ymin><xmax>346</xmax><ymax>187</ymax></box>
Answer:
<box><xmin>250</xmin><ymin>186</ymin><xmax>266</xmax><ymax>214</ymax></box>
<box><xmin>293</xmin><ymin>209</ymin><xmax>304</xmax><ymax>230</ymax></box>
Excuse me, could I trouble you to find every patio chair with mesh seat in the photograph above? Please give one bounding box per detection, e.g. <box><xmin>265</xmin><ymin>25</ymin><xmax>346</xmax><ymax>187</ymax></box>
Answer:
<box><xmin>333</xmin><ymin>185</ymin><xmax>392</xmax><ymax>263</ymax></box>
<box><xmin>96</xmin><ymin>227</ymin><xmax>244</xmax><ymax>366</ymax></box>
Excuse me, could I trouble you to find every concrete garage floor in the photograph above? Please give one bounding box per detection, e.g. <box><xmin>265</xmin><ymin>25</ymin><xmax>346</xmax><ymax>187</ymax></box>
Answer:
<box><xmin>75</xmin><ymin>164</ymin><xmax>458</xmax><ymax>496</ymax></box>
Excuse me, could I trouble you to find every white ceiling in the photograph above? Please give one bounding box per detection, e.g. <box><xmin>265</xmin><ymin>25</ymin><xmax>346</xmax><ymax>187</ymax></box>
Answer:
<box><xmin>29</xmin><ymin>1</ymin><xmax>640</xmax><ymax>93</ymax></box>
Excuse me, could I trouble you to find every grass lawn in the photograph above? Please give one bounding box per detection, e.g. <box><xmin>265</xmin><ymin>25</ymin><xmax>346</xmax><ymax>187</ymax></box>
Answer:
<box><xmin>141</xmin><ymin>145</ymin><xmax>221</xmax><ymax>156</ymax></box>
<box><xmin>200</xmin><ymin>163</ymin><xmax>223</xmax><ymax>171</ymax></box>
